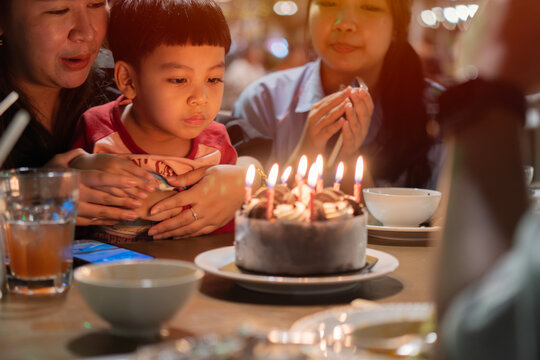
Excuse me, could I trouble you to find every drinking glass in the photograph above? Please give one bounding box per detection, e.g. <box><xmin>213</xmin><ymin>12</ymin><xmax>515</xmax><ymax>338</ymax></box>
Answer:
<box><xmin>0</xmin><ymin>168</ymin><xmax>79</xmax><ymax>295</ymax></box>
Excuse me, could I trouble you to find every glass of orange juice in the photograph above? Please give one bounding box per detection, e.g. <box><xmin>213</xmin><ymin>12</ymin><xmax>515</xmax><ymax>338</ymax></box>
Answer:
<box><xmin>0</xmin><ymin>168</ymin><xmax>79</xmax><ymax>295</ymax></box>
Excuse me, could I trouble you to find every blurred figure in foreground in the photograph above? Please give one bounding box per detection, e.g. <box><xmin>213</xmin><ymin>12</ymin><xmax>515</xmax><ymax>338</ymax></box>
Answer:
<box><xmin>436</xmin><ymin>0</ymin><xmax>540</xmax><ymax>358</ymax></box>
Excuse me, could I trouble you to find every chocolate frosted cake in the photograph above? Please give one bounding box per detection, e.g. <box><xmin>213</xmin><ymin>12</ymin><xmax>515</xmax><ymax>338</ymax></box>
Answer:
<box><xmin>235</xmin><ymin>186</ymin><xmax>367</xmax><ymax>276</ymax></box>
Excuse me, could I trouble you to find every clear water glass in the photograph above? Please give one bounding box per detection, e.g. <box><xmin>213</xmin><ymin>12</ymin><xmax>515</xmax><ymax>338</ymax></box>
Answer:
<box><xmin>0</xmin><ymin>168</ymin><xmax>79</xmax><ymax>295</ymax></box>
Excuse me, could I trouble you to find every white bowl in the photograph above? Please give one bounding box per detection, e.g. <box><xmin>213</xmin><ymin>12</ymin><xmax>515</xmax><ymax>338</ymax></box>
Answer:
<box><xmin>524</xmin><ymin>165</ymin><xmax>534</xmax><ymax>185</ymax></box>
<box><xmin>74</xmin><ymin>259</ymin><xmax>203</xmax><ymax>338</ymax></box>
<box><xmin>363</xmin><ymin>187</ymin><xmax>441</xmax><ymax>227</ymax></box>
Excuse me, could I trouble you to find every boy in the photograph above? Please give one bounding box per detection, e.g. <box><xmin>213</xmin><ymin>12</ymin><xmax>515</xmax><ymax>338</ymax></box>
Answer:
<box><xmin>72</xmin><ymin>0</ymin><xmax>236</xmax><ymax>240</ymax></box>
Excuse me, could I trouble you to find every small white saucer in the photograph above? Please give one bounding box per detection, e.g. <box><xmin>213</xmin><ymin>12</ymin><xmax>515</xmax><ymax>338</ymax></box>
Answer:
<box><xmin>367</xmin><ymin>224</ymin><xmax>441</xmax><ymax>233</ymax></box>
<box><xmin>367</xmin><ymin>224</ymin><xmax>441</xmax><ymax>242</ymax></box>
<box><xmin>194</xmin><ymin>246</ymin><xmax>399</xmax><ymax>295</ymax></box>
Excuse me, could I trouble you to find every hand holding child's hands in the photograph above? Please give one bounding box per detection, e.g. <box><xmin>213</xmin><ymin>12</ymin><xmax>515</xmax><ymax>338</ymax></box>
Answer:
<box><xmin>66</xmin><ymin>153</ymin><xmax>157</xmax><ymax>225</ymax></box>
<box><xmin>69</xmin><ymin>153</ymin><xmax>156</xmax><ymax>198</ymax></box>
<box><xmin>147</xmin><ymin>164</ymin><xmax>245</xmax><ymax>238</ymax></box>
<box><xmin>76</xmin><ymin>170</ymin><xmax>150</xmax><ymax>225</ymax></box>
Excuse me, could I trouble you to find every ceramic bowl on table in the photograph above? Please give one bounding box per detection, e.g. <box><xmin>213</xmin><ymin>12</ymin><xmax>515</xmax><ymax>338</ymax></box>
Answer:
<box><xmin>74</xmin><ymin>259</ymin><xmax>203</xmax><ymax>338</ymax></box>
<box><xmin>363</xmin><ymin>187</ymin><xmax>441</xmax><ymax>227</ymax></box>
<box><xmin>524</xmin><ymin>165</ymin><xmax>534</xmax><ymax>186</ymax></box>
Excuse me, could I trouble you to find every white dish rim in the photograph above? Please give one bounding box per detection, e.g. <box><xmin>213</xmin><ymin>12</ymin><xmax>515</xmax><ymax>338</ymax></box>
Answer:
<box><xmin>194</xmin><ymin>246</ymin><xmax>399</xmax><ymax>286</ymax></box>
<box><xmin>367</xmin><ymin>224</ymin><xmax>441</xmax><ymax>233</ymax></box>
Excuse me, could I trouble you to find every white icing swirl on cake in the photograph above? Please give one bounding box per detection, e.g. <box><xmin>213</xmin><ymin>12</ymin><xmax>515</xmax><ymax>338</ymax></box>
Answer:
<box><xmin>323</xmin><ymin>200</ymin><xmax>353</xmax><ymax>220</ymax></box>
<box><xmin>291</xmin><ymin>183</ymin><xmax>311</xmax><ymax>205</ymax></box>
<box><xmin>274</xmin><ymin>201</ymin><xmax>309</xmax><ymax>221</ymax></box>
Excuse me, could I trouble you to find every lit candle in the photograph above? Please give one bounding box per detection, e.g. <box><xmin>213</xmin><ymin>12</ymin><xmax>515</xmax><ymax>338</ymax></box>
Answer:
<box><xmin>280</xmin><ymin>166</ymin><xmax>292</xmax><ymax>186</ymax></box>
<box><xmin>295</xmin><ymin>155</ymin><xmax>308</xmax><ymax>186</ymax></box>
<box><xmin>316</xmin><ymin>154</ymin><xmax>324</xmax><ymax>192</ymax></box>
<box><xmin>244</xmin><ymin>164</ymin><xmax>255</xmax><ymax>204</ymax></box>
<box><xmin>307</xmin><ymin>163</ymin><xmax>319</xmax><ymax>222</ymax></box>
<box><xmin>334</xmin><ymin>161</ymin><xmax>344</xmax><ymax>191</ymax></box>
<box><xmin>354</xmin><ymin>156</ymin><xmax>364</xmax><ymax>202</ymax></box>
<box><xmin>266</xmin><ymin>163</ymin><xmax>279</xmax><ymax>220</ymax></box>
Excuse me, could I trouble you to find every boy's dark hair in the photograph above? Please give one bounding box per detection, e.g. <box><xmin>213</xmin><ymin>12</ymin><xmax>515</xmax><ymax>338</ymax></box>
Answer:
<box><xmin>108</xmin><ymin>0</ymin><xmax>231</xmax><ymax>68</ymax></box>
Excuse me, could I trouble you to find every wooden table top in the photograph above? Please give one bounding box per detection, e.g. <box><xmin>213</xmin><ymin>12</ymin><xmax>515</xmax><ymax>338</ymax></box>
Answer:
<box><xmin>0</xmin><ymin>234</ymin><xmax>439</xmax><ymax>359</ymax></box>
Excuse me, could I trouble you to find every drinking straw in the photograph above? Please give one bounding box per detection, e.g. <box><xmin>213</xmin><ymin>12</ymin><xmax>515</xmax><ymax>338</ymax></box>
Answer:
<box><xmin>0</xmin><ymin>91</ymin><xmax>19</xmax><ymax>117</ymax></box>
<box><xmin>0</xmin><ymin>110</ymin><xmax>31</xmax><ymax>168</ymax></box>
<box><xmin>327</xmin><ymin>134</ymin><xmax>343</xmax><ymax>170</ymax></box>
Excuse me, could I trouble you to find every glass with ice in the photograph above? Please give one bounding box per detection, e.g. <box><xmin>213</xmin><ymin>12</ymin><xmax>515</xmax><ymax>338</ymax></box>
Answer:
<box><xmin>0</xmin><ymin>168</ymin><xmax>79</xmax><ymax>295</ymax></box>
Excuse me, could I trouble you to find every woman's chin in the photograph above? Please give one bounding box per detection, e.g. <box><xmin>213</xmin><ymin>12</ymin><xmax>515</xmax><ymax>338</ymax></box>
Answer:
<box><xmin>57</xmin><ymin>72</ymin><xmax>92</xmax><ymax>89</ymax></box>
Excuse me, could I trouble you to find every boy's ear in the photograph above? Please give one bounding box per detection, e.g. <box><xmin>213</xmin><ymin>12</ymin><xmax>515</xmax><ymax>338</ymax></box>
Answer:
<box><xmin>115</xmin><ymin>61</ymin><xmax>137</xmax><ymax>100</ymax></box>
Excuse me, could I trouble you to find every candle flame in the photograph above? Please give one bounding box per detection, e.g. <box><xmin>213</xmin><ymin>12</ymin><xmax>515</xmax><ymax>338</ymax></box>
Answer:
<box><xmin>281</xmin><ymin>166</ymin><xmax>292</xmax><ymax>184</ymax></box>
<box><xmin>297</xmin><ymin>155</ymin><xmax>308</xmax><ymax>178</ymax></box>
<box><xmin>307</xmin><ymin>163</ymin><xmax>319</xmax><ymax>189</ymax></box>
<box><xmin>267</xmin><ymin>163</ymin><xmax>279</xmax><ymax>188</ymax></box>
<box><xmin>335</xmin><ymin>161</ymin><xmax>344</xmax><ymax>183</ymax></box>
<box><xmin>245</xmin><ymin>164</ymin><xmax>255</xmax><ymax>187</ymax></box>
<box><xmin>355</xmin><ymin>156</ymin><xmax>364</xmax><ymax>183</ymax></box>
<box><xmin>316</xmin><ymin>154</ymin><xmax>324</xmax><ymax>178</ymax></box>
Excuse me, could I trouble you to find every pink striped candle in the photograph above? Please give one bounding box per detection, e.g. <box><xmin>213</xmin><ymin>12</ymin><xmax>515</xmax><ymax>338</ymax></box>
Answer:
<box><xmin>354</xmin><ymin>156</ymin><xmax>364</xmax><ymax>203</ymax></box>
<box><xmin>333</xmin><ymin>161</ymin><xmax>344</xmax><ymax>191</ymax></box>
<box><xmin>266</xmin><ymin>163</ymin><xmax>279</xmax><ymax>220</ymax></box>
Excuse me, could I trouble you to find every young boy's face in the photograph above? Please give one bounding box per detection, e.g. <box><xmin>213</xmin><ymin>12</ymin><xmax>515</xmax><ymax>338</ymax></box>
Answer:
<box><xmin>131</xmin><ymin>44</ymin><xmax>225</xmax><ymax>141</ymax></box>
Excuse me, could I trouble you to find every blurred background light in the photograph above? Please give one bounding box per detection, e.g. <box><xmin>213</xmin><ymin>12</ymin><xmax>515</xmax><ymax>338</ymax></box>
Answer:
<box><xmin>420</xmin><ymin>10</ymin><xmax>438</xmax><ymax>27</ymax></box>
<box><xmin>455</xmin><ymin>5</ymin><xmax>470</xmax><ymax>21</ymax></box>
<box><xmin>468</xmin><ymin>4</ymin><xmax>479</xmax><ymax>17</ymax></box>
<box><xmin>267</xmin><ymin>37</ymin><xmax>289</xmax><ymax>58</ymax></box>
<box><xmin>443</xmin><ymin>7</ymin><xmax>459</xmax><ymax>24</ymax></box>
<box><xmin>419</xmin><ymin>3</ymin><xmax>480</xmax><ymax>28</ymax></box>
<box><xmin>273</xmin><ymin>1</ymin><xmax>298</xmax><ymax>16</ymax></box>
<box><xmin>432</xmin><ymin>7</ymin><xmax>445</xmax><ymax>23</ymax></box>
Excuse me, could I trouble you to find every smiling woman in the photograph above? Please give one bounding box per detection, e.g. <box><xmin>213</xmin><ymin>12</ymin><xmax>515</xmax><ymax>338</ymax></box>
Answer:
<box><xmin>232</xmin><ymin>0</ymin><xmax>443</xmax><ymax>191</ymax></box>
<box><xmin>0</xmin><ymin>0</ymin><xmax>108</xmax><ymax>166</ymax></box>
<box><xmin>0</xmin><ymin>0</ymin><xmax>159</xmax><ymax>225</ymax></box>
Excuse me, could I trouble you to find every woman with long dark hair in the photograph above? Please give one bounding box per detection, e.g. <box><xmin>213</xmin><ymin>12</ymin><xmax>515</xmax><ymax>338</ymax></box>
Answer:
<box><xmin>233</xmin><ymin>0</ymin><xmax>442</xmax><ymax>189</ymax></box>
<box><xmin>0</xmin><ymin>0</ymin><xmax>159</xmax><ymax>225</ymax></box>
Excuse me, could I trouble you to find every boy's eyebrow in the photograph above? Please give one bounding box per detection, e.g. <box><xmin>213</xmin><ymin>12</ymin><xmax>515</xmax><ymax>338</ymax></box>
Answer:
<box><xmin>159</xmin><ymin>62</ymin><xmax>226</xmax><ymax>71</ymax></box>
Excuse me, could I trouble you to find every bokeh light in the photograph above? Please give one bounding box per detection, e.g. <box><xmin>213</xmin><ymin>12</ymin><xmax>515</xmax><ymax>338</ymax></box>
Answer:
<box><xmin>273</xmin><ymin>1</ymin><xmax>298</xmax><ymax>16</ymax></box>
<box><xmin>267</xmin><ymin>37</ymin><xmax>289</xmax><ymax>58</ymax></box>
<box><xmin>419</xmin><ymin>3</ymin><xmax>480</xmax><ymax>29</ymax></box>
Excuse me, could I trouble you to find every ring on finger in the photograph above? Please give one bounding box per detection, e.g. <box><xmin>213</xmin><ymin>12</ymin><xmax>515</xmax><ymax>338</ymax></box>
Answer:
<box><xmin>190</xmin><ymin>207</ymin><xmax>198</xmax><ymax>221</ymax></box>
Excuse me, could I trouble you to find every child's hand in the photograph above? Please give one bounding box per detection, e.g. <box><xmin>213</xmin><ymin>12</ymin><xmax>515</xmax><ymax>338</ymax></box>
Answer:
<box><xmin>138</xmin><ymin>190</ymin><xmax>181</xmax><ymax>220</ymax></box>
<box><xmin>146</xmin><ymin>164</ymin><xmax>245</xmax><ymax>239</ymax></box>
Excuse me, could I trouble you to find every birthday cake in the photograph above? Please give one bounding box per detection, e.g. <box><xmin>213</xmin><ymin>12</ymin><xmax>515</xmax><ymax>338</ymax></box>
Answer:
<box><xmin>234</xmin><ymin>184</ymin><xmax>367</xmax><ymax>276</ymax></box>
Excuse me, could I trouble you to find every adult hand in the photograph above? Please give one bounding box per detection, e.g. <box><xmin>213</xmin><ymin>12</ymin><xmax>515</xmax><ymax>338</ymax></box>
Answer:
<box><xmin>457</xmin><ymin>0</ymin><xmax>540</xmax><ymax>93</ymax></box>
<box><xmin>48</xmin><ymin>150</ymin><xmax>157</xmax><ymax>225</ymax></box>
<box><xmin>296</xmin><ymin>88</ymin><xmax>350</xmax><ymax>157</ymax></box>
<box><xmin>76</xmin><ymin>170</ymin><xmax>151</xmax><ymax>226</ymax></box>
<box><xmin>69</xmin><ymin>153</ymin><xmax>156</xmax><ymax>199</ymax></box>
<box><xmin>340</xmin><ymin>87</ymin><xmax>374</xmax><ymax>158</ymax></box>
<box><xmin>147</xmin><ymin>164</ymin><xmax>246</xmax><ymax>239</ymax></box>
<box><xmin>289</xmin><ymin>86</ymin><xmax>373</xmax><ymax>165</ymax></box>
